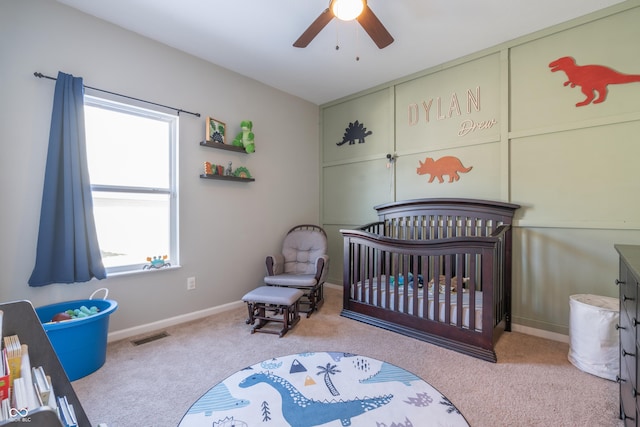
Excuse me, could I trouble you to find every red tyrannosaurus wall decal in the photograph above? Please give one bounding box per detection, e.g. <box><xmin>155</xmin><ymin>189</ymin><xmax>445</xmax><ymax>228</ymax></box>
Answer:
<box><xmin>549</xmin><ymin>56</ymin><xmax>640</xmax><ymax>107</ymax></box>
<box><xmin>417</xmin><ymin>156</ymin><xmax>472</xmax><ymax>183</ymax></box>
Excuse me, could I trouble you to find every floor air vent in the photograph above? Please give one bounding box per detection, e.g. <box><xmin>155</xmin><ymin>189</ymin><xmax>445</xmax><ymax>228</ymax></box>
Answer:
<box><xmin>131</xmin><ymin>331</ymin><xmax>169</xmax><ymax>346</ymax></box>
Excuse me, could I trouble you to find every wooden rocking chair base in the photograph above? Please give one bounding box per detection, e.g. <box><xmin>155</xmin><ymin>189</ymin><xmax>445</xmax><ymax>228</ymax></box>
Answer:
<box><xmin>291</xmin><ymin>283</ymin><xmax>324</xmax><ymax>318</ymax></box>
<box><xmin>242</xmin><ymin>286</ymin><xmax>304</xmax><ymax>337</ymax></box>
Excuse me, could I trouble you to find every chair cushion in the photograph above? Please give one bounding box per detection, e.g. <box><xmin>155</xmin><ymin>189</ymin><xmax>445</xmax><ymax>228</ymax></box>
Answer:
<box><xmin>242</xmin><ymin>286</ymin><xmax>304</xmax><ymax>305</ymax></box>
<box><xmin>282</xmin><ymin>229</ymin><xmax>327</xmax><ymax>275</ymax></box>
<box><xmin>264</xmin><ymin>274</ymin><xmax>317</xmax><ymax>288</ymax></box>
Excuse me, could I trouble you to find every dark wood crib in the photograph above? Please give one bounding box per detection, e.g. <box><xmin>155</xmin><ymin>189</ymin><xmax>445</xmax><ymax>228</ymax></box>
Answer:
<box><xmin>340</xmin><ymin>198</ymin><xmax>520</xmax><ymax>362</ymax></box>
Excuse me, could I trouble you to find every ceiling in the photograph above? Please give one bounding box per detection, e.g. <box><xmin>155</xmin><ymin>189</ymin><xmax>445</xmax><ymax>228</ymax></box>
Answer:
<box><xmin>57</xmin><ymin>0</ymin><xmax>626</xmax><ymax>105</ymax></box>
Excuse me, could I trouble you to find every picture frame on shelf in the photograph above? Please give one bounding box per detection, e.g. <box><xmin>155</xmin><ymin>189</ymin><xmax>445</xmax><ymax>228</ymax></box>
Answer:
<box><xmin>205</xmin><ymin>117</ymin><xmax>226</xmax><ymax>144</ymax></box>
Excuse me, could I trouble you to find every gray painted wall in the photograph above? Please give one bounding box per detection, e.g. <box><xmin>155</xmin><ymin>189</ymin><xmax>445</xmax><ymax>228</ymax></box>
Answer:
<box><xmin>0</xmin><ymin>0</ymin><xmax>320</xmax><ymax>334</ymax></box>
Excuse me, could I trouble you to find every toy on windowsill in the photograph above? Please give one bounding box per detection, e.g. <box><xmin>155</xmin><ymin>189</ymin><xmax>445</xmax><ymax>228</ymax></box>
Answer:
<box><xmin>143</xmin><ymin>255</ymin><xmax>170</xmax><ymax>270</ymax></box>
<box><xmin>232</xmin><ymin>120</ymin><xmax>255</xmax><ymax>153</ymax></box>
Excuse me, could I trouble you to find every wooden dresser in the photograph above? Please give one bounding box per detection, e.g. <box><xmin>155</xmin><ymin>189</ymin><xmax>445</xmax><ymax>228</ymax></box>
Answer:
<box><xmin>616</xmin><ymin>244</ymin><xmax>640</xmax><ymax>425</ymax></box>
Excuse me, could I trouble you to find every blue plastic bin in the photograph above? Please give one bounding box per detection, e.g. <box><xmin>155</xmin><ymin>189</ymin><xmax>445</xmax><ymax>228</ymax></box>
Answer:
<box><xmin>35</xmin><ymin>294</ymin><xmax>118</xmax><ymax>381</ymax></box>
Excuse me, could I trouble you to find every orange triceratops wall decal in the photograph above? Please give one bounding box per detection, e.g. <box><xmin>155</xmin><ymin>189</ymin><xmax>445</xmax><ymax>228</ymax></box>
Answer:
<box><xmin>549</xmin><ymin>56</ymin><xmax>640</xmax><ymax>107</ymax></box>
<box><xmin>417</xmin><ymin>156</ymin><xmax>472</xmax><ymax>183</ymax></box>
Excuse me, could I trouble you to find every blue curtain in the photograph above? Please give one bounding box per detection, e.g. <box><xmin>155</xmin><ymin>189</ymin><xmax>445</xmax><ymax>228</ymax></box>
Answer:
<box><xmin>29</xmin><ymin>72</ymin><xmax>106</xmax><ymax>287</ymax></box>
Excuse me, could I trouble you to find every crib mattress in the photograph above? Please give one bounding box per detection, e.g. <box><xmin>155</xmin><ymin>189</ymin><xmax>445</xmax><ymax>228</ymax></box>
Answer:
<box><xmin>350</xmin><ymin>276</ymin><xmax>483</xmax><ymax>331</ymax></box>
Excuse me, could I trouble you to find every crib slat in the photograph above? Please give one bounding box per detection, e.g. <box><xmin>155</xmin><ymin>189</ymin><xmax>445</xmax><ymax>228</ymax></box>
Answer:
<box><xmin>432</xmin><ymin>257</ymin><xmax>441</xmax><ymax>323</ymax></box>
<box><xmin>384</xmin><ymin>250</ymin><xmax>391</xmax><ymax>309</ymax></box>
<box><xmin>468</xmin><ymin>254</ymin><xmax>477</xmax><ymax>331</ymax></box>
<box><xmin>443</xmin><ymin>255</ymin><xmax>452</xmax><ymax>325</ymax></box>
<box><xmin>455</xmin><ymin>253</ymin><xmax>464</xmax><ymax>328</ymax></box>
<box><xmin>366</xmin><ymin>242</ymin><xmax>373</xmax><ymax>307</ymax></box>
<box><xmin>355</xmin><ymin>243</ymin><xmax>363</xmax><ymax>301</ymax></box>
<box><xmin>411</xmin><ymin>254</ymin><xmax>419</xmax><ymax>317</ymax></box>
<box><xmin>401</xmin><ymin>254</ymin><xmax>409</xmax><ymax>314</ymax></box>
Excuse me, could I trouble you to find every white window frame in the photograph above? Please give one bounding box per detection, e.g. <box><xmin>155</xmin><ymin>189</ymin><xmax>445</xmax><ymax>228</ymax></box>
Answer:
<box><xmin>84</xmin><ymin>95</ymin><xmax>179</xmax><ymax>274</ymax></box>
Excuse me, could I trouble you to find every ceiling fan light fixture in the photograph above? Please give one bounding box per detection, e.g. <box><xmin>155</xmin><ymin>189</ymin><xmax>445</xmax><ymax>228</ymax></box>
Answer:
<box><xmin>331</xmin><ymin>0</ymin><xmax>364</xmax><ymax>21</ymax></box>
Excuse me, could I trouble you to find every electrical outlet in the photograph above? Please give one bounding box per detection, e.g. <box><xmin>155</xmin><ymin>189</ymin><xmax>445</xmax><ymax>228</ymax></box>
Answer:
<box><xmin>187</xmin><ymin>277</ymin><xmax>196</xmax><ymax>290</ymax></box>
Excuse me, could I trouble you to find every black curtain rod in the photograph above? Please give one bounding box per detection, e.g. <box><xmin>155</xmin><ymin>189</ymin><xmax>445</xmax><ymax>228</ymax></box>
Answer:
<box><xmin>34</xmin><ymin>72</ymin><xmax>200</xmax><ymax>118</ymax></box>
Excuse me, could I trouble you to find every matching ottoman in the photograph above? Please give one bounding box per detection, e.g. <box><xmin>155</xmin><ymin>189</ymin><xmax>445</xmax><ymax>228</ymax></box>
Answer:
<box><xmin>242</xmin><ymin>286</ymin><xmax>304</xmax><ymax>337</ymax></box>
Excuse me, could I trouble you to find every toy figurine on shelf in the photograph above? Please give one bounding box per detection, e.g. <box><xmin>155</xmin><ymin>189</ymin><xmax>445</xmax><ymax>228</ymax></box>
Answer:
<box><xmin>232</xmin><ymin>120</ymin><xmax>255</xmax><ymax>153</ymax></box>
<box><xmin>143</xmin><ymin>255</ymin><xmax>170</xmax><ymax>270</ymax></box>
<box><xmin>204</xmin><ymin>161</ymin><xmax>213</xmax><ymax>175</ymax></box>
<box><xmin>226</xmin><ymin>161</ymin><xmax>233</xmax><ymax>176</ymax></box>
<box><xmin>234</xmin><ymin>166</ymin><xmax>252</xmax><ymax>179</ymax></box>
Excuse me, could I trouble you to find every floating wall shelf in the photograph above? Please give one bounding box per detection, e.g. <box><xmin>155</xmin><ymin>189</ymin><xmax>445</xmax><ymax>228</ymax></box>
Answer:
<box><xmin>200</xmin><ymin>141</ymin><xmax>250</xmax><ymax>153</ymax></box>
<box><xmin>199</xmin><ymin>174</ymin><xmax>255</xmax><ymax>182</ymax></box>
<box><xmin>199</xmin><ymin>141</ymin><xmax>255</xmax><ymax>181</ymax></box>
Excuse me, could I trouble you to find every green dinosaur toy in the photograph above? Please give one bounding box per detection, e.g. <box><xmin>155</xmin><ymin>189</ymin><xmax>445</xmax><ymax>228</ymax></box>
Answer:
<box><xmin>232</xmin><ymin>120</ymin><xmax>255</xmax><ymax>153</ymax></box>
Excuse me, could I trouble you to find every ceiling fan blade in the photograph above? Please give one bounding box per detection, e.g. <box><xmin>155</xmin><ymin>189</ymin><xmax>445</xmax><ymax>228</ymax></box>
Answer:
<box><xmin>293</xmin><ymin>8</ymin><xmax>335</xmax><ymax>48</ymax></box>
<box><xmin>357</xmin><ymin>5</ymin><xmax>394</xmax><ymax>49</ymax></box>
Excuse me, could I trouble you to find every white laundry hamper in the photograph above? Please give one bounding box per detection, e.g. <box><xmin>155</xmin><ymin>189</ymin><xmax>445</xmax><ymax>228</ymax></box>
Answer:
<box><xmin>568</xmin><ymin>294</ymin><xmax>619</xmax><ymax>381</ymax></box>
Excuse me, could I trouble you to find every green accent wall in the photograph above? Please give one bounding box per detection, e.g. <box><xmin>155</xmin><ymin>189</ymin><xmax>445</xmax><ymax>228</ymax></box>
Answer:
<box><xmin>321</xmin><ymin>0</ymin><xmax>640</xmax><ymax>336</ymax></box>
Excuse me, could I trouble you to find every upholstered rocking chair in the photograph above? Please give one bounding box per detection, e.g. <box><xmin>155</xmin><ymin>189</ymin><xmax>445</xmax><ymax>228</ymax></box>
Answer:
<box><xmin>264</xmin><ymin>224</ymin><xmax>329</xmax><ymax>317</ymax></box>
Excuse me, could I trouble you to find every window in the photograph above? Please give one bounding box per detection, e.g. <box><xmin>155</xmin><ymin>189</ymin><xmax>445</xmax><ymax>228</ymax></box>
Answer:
<box><xmin>84</xmin><ymin>96</ymin><xmax>178</xmax><ymax>273</ymax></box>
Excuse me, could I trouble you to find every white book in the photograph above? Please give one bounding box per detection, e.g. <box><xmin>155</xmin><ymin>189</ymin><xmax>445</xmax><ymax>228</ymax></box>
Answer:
<box><xmin>57</xmin><ymin>396</ymin><xmax>78</xmax><ymax>427</ymax></box>
<box><xmin>13</xmin><ymin>377</ymin><xmax>28</xmax><ymax>410</ymax></box>
<box><xmin>46</xmin><ymin>380</ymin><xmax>57</xmax><ymax>410</ymax></box>
<box><xmin>32</xmin><ymin>366</ymin><xmax>51</xmax><ymax>405</ymax></box>
<box><xmin>0</xmin><ymin>398</ymin><xmax>10</xmax><ymax>421</ymax></box>
<box><xmin>18</xmin><ymin>345</ymin><xmax>38</xmax><ymax>411</ymax></box>
<box><xmin>67</xmin><ymin>403</ymin><xmax>77</xmax><ymax>426</ymax></box>
<box><xmin>4</xmin><ymin>335</ymin><xmax>22</xmax><ymax>384</ymax></box>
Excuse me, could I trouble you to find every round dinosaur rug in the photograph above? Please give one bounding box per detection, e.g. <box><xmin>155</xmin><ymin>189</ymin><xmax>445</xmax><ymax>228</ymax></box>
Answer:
<box><xmin>178</xmin><ymin>351</ymin><xmax>469</xmax><ymax>427</ymax></box>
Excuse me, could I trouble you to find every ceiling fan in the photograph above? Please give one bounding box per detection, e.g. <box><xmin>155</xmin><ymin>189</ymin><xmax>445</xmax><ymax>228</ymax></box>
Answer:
<box><xmin>293</xmin><ymin>0</ymin><xmax>394</xmax><ymax>49</ymax></box>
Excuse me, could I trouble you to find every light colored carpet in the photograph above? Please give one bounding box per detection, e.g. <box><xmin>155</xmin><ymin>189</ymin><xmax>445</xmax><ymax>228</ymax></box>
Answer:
<box><xmin>72</xmin><ymin>286</ymin><xmax>622</xmax><ymax>427</ymax></box>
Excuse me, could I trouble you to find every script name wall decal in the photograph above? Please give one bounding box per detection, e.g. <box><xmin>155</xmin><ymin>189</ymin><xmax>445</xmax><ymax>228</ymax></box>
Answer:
<box><xmin>406</xmin><ymin>86</ymin><xmax>498</xmax><ymax>137</ymax></box>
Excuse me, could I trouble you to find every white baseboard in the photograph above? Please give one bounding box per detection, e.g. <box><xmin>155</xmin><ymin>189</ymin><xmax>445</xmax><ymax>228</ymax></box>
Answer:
<box><xmin>106</xmin><ymin>284</ymin><xmax>346</xmax><ymax>343</ymax></box>
<box><xmin>107</xmin><ymin>300</ymin><xmax>245</xmax><ymax>343</ymax></box>
<box><xmin>107</xmin><ymin>282</ymin><xmax>571</xmax><ymax>346</ymax></box>
<box><xmin>511</xmin><ymin>323</ymin><xmax>569</xmax><ymax>344</ymax></box>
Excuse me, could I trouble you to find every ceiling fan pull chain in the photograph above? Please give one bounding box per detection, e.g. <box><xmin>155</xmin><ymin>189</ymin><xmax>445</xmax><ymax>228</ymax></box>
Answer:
<box><xmin>355</xmin><ymin>23</ymin><xmax>360</xmax><ymax>61</ymax></box>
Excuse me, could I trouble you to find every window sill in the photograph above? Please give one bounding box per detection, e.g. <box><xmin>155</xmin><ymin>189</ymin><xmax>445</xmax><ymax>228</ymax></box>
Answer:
<box><xmin>106</xmin><ymin>264</ymin><xmax>182</xmax><ymax>278</ymax></box>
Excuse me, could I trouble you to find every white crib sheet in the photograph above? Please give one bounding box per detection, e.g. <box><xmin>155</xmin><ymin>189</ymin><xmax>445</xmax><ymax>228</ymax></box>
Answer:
<box><xmin>350</xmin><ymin>276</ymin><xmax>483</xmax><ymax>331</ymax></box>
